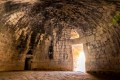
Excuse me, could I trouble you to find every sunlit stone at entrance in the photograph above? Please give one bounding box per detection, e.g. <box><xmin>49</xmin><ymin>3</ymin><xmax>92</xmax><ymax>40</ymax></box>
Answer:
<box><xmin>72</xmin><ymin>44</ymin><xmax>86</xmax><ymax>72</ymax></box>
<box><xmin>77</xmin><ymin>51</ymin><xmax>86</xmax><ymax>72</ymax></box>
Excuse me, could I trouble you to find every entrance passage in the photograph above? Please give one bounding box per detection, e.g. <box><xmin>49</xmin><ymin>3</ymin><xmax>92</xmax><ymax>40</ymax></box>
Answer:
<box><xmin>24</xmin><ymin>58</ymin><xmax>32</xmax><ymax>70</ymax></box>
<box><xmin>72</xmin><ymin>44</ymin><xmax>86</xmax><ymax>72</ymax></box>
<box><xmin>24</xmin><ymin>50</ymin><xmax>33</xmax><ymax>70</ymax></box>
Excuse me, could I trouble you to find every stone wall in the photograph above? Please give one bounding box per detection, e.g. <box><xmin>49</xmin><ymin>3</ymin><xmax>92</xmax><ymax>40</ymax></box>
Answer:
<box><xmin>0</xmin><ymin>0</ymin><xmax>120</xmax><ymax>72</ymax></box>
<box><xmin>32</xmin><ymin>29</ymin><xmax>73</xmax><ymax>71</ymax></box>
<box><xmin>68</xmin><ymin>5</ymin><xmax>120</xmax><ymax>73</ymax></box>
<box><xmin>84</xmin><ymin>24</ymin><xmax>120</xmax><ymax>72</ymax></box>
<box><xmin>0</xmin><ymin>29</ymin><xmax>25</xmax><ymax>71</ymax></box>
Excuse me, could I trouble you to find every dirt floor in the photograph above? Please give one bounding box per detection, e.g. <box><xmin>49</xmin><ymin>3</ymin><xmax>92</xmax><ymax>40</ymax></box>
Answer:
<box><xmin>0</xmin><ymin>71</ymin><xmax>119</xmax><ymax>80</ymax></box>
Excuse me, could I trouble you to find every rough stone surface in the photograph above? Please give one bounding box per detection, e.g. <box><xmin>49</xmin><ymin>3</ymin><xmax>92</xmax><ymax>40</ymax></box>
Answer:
<box><xmin>32</xmin><ymin>28</ymin><xmax>73</xmax><ymax>70</ymax></box>
<box><xmin>0</xmin><ymin>71</ymin><xmax>120</xmax><ymax>80</ymax></box>
<box><xmin>0</xmin><ymin>71</ymin><xmax>110</xmax><ymax>80</ymax></box>
<box><xmin>0</xmin><ymin>0</ymin><xmax>120</xmax><ymax>74</ymax></box>
<box><xmin>85</xmin><ymin>25</ymin><xmax>120</xmax><ymax>72</ymax></box>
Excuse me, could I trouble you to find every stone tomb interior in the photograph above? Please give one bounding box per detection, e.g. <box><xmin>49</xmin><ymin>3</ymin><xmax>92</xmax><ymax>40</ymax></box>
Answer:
<box><xmin>0</xmin><ymin>0</ymin><xmax>120</xmax><ymax>80</ymax></box>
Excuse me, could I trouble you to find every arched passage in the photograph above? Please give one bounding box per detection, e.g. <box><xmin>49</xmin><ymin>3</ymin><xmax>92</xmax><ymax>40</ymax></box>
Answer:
<box><xmin>70</xmin><ymin>29</ymin><xmax>86</xmax><ymax>72</ymax></box>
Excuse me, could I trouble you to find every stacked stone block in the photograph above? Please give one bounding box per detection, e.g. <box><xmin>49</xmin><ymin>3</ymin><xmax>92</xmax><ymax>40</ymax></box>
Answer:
<box><xmin>31</xmin><ymin>28</ymin><xmax>73</xmax><ymax>71</ymax></box>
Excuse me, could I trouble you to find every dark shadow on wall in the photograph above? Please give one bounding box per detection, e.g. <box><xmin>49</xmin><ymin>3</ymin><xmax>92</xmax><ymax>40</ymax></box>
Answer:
<box><xmin>4</xmin><ymin>1</ymin><xmax>29</xmax><ymax>13</ymax></box>
<box><xmin>88</xmin><ymin>71</ymin><xmax>120</xmax><ymax>80</ymax></box>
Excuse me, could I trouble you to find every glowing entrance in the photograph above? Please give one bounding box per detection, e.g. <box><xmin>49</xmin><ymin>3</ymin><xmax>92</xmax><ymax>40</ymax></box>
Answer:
<box><xmin>72</xmin><ymin>44</ymin><xmax>86</xmax><ymax>72</ymax></box>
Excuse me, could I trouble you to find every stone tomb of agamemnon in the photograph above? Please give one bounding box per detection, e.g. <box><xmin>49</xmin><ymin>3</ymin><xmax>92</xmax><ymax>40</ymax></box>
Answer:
<box><xmin>0</xmin><ymin>0</ymin><xmax>120</xmax><ymax>74</ymax></box>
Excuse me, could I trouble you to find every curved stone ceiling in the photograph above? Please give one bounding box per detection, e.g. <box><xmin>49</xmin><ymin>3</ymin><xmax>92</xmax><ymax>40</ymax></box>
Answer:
<box><xmin>0</xmin><ymin>0</ymin><xmax>119</xmax><ymax>36</ymax></box>
<box><xmin>0</xmin><ymin>0</ymin><xmax>120</xmax><ymax>72</ymax></box>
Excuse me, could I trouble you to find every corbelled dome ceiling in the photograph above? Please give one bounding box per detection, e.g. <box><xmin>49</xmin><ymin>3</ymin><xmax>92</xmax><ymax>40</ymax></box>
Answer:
<box><xmin>0</xmin><ymin>0</ymin><xmax>120</xmax><ymax>73</ymax></box>
<box><xmin>0</xmin><ymin>0</ymin><xmax>119</xmax><ymax>37</ymax></box>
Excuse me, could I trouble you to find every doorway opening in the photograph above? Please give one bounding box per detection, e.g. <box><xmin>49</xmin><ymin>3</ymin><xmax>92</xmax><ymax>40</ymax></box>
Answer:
<box><xmin>24</xmin><ymin>50</ymin><xmax>33</xmax><ymax>70</ymax></box>
<box><xmin>72</xmin><ymin>44</ymin><xmax>86</xmax><ymax>72</ymax></box>
<box><xmin>24</xmin><ymin>58</ymin><xmax>31</xmax><ymax>70</ymax></box>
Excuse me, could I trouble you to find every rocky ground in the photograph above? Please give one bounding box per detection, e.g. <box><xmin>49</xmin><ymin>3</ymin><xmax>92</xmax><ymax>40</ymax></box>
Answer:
<box><xmin>0</xmin><ymin>71</ymin><xmax>119</xmax><ymax>80</ymax></box>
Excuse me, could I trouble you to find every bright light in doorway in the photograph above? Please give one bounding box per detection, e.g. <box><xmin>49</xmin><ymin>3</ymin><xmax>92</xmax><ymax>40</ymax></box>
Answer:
<box><xmin>77</xmin><ymin>51</ymin><xmax>86</xmax><ymax>72</ymax></box>
<box><xmin>72</xmin><ymin>44</ymin><xmax>86</xmax><ymax>72</ymax></box>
